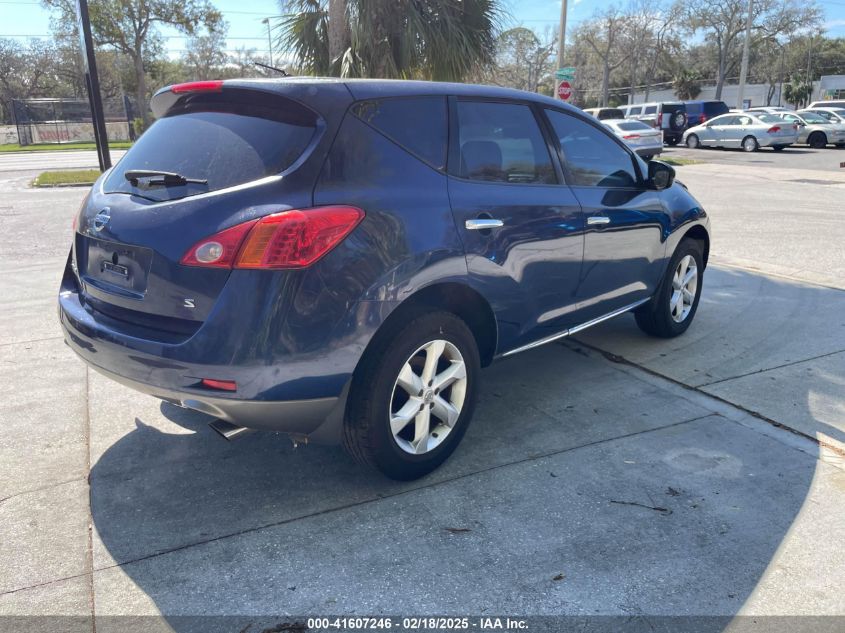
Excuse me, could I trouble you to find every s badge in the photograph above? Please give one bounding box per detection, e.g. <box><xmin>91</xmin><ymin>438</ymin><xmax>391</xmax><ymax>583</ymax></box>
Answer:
<box><xmin>183</xmin><ymin>299</ymin><xmax>196</xmax><ymax>309</ymax></box>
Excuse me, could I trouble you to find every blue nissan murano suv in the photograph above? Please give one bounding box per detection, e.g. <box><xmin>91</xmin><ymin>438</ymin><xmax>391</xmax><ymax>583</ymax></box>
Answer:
<box><xmin>59</xmin><ymin>78</ymin><xmax>710</xmax><ymax>480</ymax></box>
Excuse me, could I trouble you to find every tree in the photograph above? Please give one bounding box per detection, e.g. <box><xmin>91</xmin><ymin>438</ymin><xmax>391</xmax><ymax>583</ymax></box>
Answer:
<box><xmin>673</xmin><ymin>69</ymin><xmax>702</xmax><ymax>99</ymax></box>
<box><xmin>277</xmin><ymin>0</ymin><xmax>503</xmax><ymax>80</ymax></box>
<box><xmin>783</xmin><ymin>75</ymin><xmax>812</xmax><ymax>107</ymax></box>
<box><xmin>184</xmin><ymin>23</ymin><xmax>229</xmax><ymax>80</ymax></box>
<box><xmin>676</xmin><ymin>0</ymin><xmax>822</xmax><ymax>100</ymax></box>
<box><xmin>575</xmin><ymin>8</ymin><xmax>627</xmax><ymax>106</ymax></box>
<box><xmin>482</xmin><ymin>27</ymin><xmax>556</xmax><ymax>94</ymax></box>
<box><xmin>42</xmin><ymin>0</ymin><xmax>223</xmax><ymax>127</ymax></box>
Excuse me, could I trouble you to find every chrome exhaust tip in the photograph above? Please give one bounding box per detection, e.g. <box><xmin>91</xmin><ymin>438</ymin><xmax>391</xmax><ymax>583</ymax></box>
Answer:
<box><xmin>208</xmin><ymin>419</ymin><xmax>254</xmax><ymax>441</ymax></box>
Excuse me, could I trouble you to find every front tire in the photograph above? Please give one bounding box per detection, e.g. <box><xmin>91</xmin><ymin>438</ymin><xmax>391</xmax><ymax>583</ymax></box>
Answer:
<box><xmin>742</xmin><ymin>135</ymin><xmax>758</xmax><ymax>152</ymax></box>
<box><xmin>635</xmin><ymin>239</ymin><xmax>704</xmax><ymax>338</ymax></box>
<box><xmin>808</xmin><ymin>132</ymin><xmax>827</xmax><ymax>149</ymax></box>
<box><xmin>343</xmin><ymin>311</ymin><xmax>480</xmax><ymax>480</ymax></box>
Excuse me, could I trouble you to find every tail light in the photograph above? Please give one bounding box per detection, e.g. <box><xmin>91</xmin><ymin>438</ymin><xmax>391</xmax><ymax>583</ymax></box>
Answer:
<box><xmin>181</xmin><ymin>206</ymin><xmax>364</xmax><ymax>270</ymax></box>
<box><xmin>767</xmin><ymin>126</ymin><xmax>781</xmax><ymax>133</ymax></box>
<box><xmin>201</xmin><ymin>378</ymin><xmax>237</xmax><ymax>392</ymax></box>
<box><xmin>623</xmin><ymin>134</ymin><xmax>641</xmax><ymax>139</ymax></box>
<box><xmin>180</xmin><ymin>220</ymin><xmax>258</xmax><ymax>268</ymax></box>
<box><xmin>700</xmin><ymin>115</ymin><xmax>708</xmax><ymax>123</ymax></box>
<box><xmin>171</xmin><ymin>80</ymin><xmax>223</xmax><ymax>94</ymax></box>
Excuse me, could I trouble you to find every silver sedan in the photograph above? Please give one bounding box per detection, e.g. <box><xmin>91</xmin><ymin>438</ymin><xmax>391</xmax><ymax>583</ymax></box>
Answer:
<box><xmin>782</xmin><ymin>111</ymin><xmax>845</xmax><ymax>148</ymax></box>
<box><xmin>602</xmin><ymin>119</ymin><xmax>664</xmax><ymax>160</ymax></box>
<box><xmin>682</xmin><ymin>112</ymin><xmax>798</xmax><ymax>152</ymax></box>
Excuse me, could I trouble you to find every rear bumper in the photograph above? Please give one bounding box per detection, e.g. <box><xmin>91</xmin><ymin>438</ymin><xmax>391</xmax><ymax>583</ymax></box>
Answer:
<box><xmin>58</xmin><ymin>257</ymin><xmax>381</xmax><ymax>442</ymax></box>
<box><xmin>758</xmin><ymin>133</ymin><xmax>798</xmax><ymax>147</ymax></box>
<box><xmin>634</xmin><ymin>146</ymin><xmax>663</xmax><ymax>157</ymax></box>
<box><xmin>87</xmin><ymin>360</ymin><xmax>339</xmax><ymax>434</ymax></box>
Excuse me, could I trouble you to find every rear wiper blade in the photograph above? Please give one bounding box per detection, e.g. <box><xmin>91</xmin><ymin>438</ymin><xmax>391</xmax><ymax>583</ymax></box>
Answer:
<box><xmin>123</xmin><ymin>169</ymin><xmax>208</xmax><ymax>187</ymax></box>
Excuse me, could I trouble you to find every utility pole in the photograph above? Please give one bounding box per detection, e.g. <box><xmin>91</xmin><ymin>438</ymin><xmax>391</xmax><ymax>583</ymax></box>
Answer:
<box><xmin>75</xmin><ymin>0</ymin><xmax>111</xmax><ymax>171</ymax></box>
<box><xmin>806</xmin><ymin>34</ymin><xmax>814</xmax><ymax>104</ymax></box>
<box><xmin>556</xmin><ymin>0</ymin><xmax>568</xmax><ymax>100</ymax></box>
<box><xmin>736</xmin><ymin>0</ymin><xmax>753</xmax><ymax>110</ymax></box>
<box><xmin>262</xmin><ymin>18</ymin><xmax>274</xmax><ymax>66</ymax></box>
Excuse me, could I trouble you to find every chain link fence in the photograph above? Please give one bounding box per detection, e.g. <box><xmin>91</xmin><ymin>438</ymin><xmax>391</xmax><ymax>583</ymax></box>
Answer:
<box><xmin>4</xmin><ymin>96</ymin><xmax>138</xmax><ymax>146</ymax></box>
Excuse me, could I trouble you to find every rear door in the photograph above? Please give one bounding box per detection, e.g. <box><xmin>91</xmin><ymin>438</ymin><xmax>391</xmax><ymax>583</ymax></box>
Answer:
<box><xmin>543</xmin><ymin>108</ymin><xmax>667</xmax><ymax>320</ymax></box>
<box><xmin>75</xmin><ymin>86</ymin><xmax>324</xmax><ymax>325</ymax></box>
<box><xmin>446</xmin><ymin>98</ymin><xmax>585</xmax><ymax>351</ymax></box>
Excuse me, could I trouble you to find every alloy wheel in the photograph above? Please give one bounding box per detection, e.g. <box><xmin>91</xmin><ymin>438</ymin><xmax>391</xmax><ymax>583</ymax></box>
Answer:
<box><xmin>389</xmin><ymin>339</ymin><xmax>468</xmax><ymax>455</ymax></box>
<box><xmin>670</xmin><ymin>255</ymin><xmax>698</xmax><ymax>323</ymax></box>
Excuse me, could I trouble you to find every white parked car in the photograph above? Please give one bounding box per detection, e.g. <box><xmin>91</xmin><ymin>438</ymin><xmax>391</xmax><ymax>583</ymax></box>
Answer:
<box><xmin>602</xmin><ymin>119</ymin><xmax>663</xmax><ymax>160</ymax></box>
<box><xmin>683</xmin><ymin>112</ymin><xmax>799</xmax><ymax>152</ymax></box>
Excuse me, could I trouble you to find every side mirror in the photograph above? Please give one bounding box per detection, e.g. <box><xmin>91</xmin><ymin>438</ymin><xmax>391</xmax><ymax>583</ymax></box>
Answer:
<box><xmin>648</xmin><ymin>160</ymin><xmax>675</xmax><ymax>191</ymax></box>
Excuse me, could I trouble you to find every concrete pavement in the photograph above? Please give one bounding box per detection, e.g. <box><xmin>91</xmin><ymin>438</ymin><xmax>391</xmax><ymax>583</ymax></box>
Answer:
<box><xmin>0</xmin><ymin>159</ymin><xmax>843</xmax><ymax>629</ymax></box>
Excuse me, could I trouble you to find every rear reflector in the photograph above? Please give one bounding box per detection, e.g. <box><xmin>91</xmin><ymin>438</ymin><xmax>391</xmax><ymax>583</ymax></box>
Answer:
<box><xmin>201</xmin><ymin>378</ymin><xmax>237</xmax><ymax>392</ymax></box>
<box><xmin>171</xmin><ymin>80</ymin><xmax>224</xmax><ymax>94</ymax></box>
<box><xmin>623</xmin><ymin>134</ymin><xmax>641</xmax><ymax>140</ymax></box>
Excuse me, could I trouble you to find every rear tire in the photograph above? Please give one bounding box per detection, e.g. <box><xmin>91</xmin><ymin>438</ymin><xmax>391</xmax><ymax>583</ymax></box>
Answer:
<box><xmin>666</xmin><ymin>137</ymin><xmax>680</xmax><ymax>146</ymax></box>
<box><xmin>343</xmin><ymin>310</ymin><xmax>480</xmax><ymax>480</ymax></box>
<box><xmin>742</xmin><ymin>135</ymin><xmax>758</xmax><ymax>152</ymax></box>
<box><xmin>772</xmin><ymin>145</ymin><xmax>785</xmax><ymax>152</ymax></box>
<box><xmin>635</xmin><ymin>239</ymin><xmax>704</xmax><ymax>338</ymax></box>
<box><xmin>686</xmin><ymin>134</ymin><xmax>700</xmax><ymax>149</ymax></box>
<box><xmin>808</xmin><ymin>132</ymin><xmax>827</xmax><ymax>149</ymax></box>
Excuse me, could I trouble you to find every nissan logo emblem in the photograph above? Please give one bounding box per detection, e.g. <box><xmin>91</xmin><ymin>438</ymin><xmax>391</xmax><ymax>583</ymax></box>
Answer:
<box><xmin>93</xmin><ymin>207</ymin><xmax>111</xmax><ymax>232</ymax></box>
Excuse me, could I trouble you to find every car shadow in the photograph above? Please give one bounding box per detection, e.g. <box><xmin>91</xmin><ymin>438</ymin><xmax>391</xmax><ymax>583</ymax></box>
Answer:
<box><xmin>87</xmin><ymin>266</ymin><xmax>834</xmax><ymax>631</ymax></box>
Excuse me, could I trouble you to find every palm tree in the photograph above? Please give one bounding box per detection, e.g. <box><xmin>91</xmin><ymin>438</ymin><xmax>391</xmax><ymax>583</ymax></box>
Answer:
<box><xmin>783</xmin><ymin>77</ymin><xmax>813</xmax><ymax>109</ymax></box>
<box><xmin>277</xmin><ymin>0</ymin><xmax>503</xmax><ymax>81</ymax></box>
<box><xmin>673</xmin><ymin>69</ymin><xmax>701</xmax><ymax>100</ymax></box>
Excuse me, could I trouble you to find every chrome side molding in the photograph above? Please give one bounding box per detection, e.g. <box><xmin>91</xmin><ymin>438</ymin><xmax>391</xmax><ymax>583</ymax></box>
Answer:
<box><xmin>500</xmin><ymin>297</ymin><xmax>650</xmax><ymax>358</ymax></box>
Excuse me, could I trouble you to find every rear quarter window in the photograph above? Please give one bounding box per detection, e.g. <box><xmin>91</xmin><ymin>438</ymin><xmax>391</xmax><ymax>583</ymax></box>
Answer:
<box><xmin>104</xmin><ymin>92</ymin><xmax>318</xmax><ymax>202</ymax></box>
<box><xmin>351</xmin><ymin>97</ymin><xmax>448</xmax><ymax>170</ymax></box>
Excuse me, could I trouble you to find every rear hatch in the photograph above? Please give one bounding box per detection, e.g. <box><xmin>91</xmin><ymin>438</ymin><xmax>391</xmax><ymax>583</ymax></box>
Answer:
<box><xmin>72</xmin><ymin>83</ymin><xmax>322</xmax><ymax>335</ymax></box>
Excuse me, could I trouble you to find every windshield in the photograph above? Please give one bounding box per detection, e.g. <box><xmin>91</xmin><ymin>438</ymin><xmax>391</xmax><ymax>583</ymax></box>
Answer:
<box><xmin>799</xmin><ymin>112</ymin><xmax>828</xmax><ymax>124</ymax></box>
<box><xmin>104</xmin><ymin>97</ymin><xmax>317</xmax><ymax>202</ymax></box>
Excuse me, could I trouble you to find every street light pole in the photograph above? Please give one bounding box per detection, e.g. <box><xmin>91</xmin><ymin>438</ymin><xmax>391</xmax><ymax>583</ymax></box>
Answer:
<box><xmin>556</xmin><ymin>0</ymin><xmax>568</xmax><ymax>100</ymax></box>
<box><xmin>262</xmin><ymin>18</ymin><xmax>274</xmax><ymax>67</ymax></box>
<box><xmin>736</xmin><ymin>0</ymin><xmax>753</xmax><ymax>109</ymax></box>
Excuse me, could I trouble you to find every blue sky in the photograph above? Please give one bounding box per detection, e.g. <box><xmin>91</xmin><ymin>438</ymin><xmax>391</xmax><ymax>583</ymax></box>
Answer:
<box><xmin>1</xmin><ymin>0</ymin><xmax>843</xmax><ymax>58</ymax></box>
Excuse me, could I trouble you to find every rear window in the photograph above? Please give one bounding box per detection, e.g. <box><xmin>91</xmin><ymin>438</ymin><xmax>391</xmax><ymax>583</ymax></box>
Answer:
<box><xmin>685</xmin><ymin>103</ymin><xmax>702</xmax><ymax>114</ymax></box>
<box><xmin>104</xmin><ymin>94</ymin><xmax>317</xmax><ymax>202</ymax></box>
<box><xmin>757</xmin><ymin>114</ymin><xmax>782</xmax><ymax>123</ymax></box>
<box><xmin>351</xmin><ymin>97</ymin><xmax>447</xmax><ymax>169</ymax></box>
<box><xmin>598</xmin><ymin>108</ymin><xmax>625</xmax><ymax>120</ymax></box>
<box><xmin>662</xmin><ymin>103</ymin><xmax>686</xmax><ymax>113</ymax></box>
<box><xmin>615</xmin><ymin>121</ymin><xmax>651</xmax><ymax>131</ymax></box>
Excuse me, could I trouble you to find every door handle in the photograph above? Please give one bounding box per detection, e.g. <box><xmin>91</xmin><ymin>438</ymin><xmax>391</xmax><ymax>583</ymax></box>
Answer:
<box><xmin>587</xmin><ymin>216</ymin><xmax>611</xmax><ymax>226</ymax></box>
<box><xmin>465</xmin><ymin>218</ymin><xmax>504</xmax><ymax>230</ymax></box>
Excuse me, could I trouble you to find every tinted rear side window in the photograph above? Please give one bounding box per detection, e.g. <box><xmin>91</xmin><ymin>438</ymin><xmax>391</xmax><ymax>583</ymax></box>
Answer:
<box><xmin>455</xmin><ymin>101</ymin><xmax>555</xmax><ymax>184</ymax></box>
<box><xmin>104</xmin><ymin>94</ymin><xmax>317</xmax><ymax>202</ymax></box>
<box><xmin>703</xmin><ymin>101</ymin><xmax>729</xmax><ymax>117</ymax></box>
<box><xmin>629</xmin><ymin>106</ymin><xmax>642</xmax><ymax>115</ymax></box>
<box><xmin>352</xmin><ymin>97</ymin><xmax>447</xmax><ymax>169</ymax></box>
<box><xmin>644</xmin><ymin>106</ymin><xmax>657</xmax><ymax>114</ymax></box>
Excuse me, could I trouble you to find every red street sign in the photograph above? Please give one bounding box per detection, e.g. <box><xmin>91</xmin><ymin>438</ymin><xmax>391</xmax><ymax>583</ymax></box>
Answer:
<box><xmin>557</xmin><ymin>80</ymin><xmax>572</xmax><ymax>101</ymax></box>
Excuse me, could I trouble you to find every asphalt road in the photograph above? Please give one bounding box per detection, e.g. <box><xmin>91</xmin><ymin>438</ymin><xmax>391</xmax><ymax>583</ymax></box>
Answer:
<box><xmin>0</xmin><ymin>150</ymin><xmax>126</xmax><ymax>173</ymax></box>
<box><xmin>0</xmin><ymin>155</ymin><xmax>843</xmax><ymax>629</ymax></box>
<box><xmin>665</xmin><ymin>143</ymin><xmax>845</xmax><ymax>173</ymax></box>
